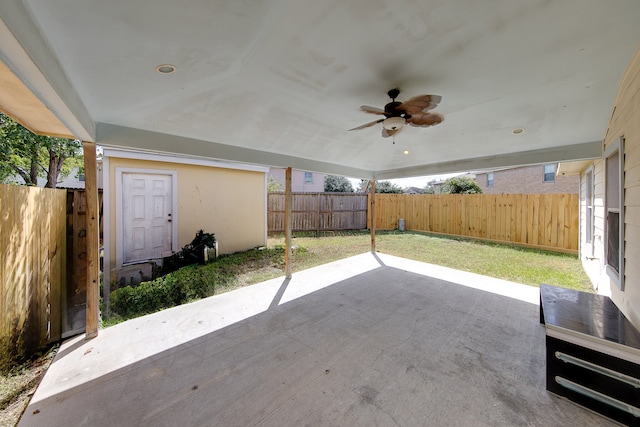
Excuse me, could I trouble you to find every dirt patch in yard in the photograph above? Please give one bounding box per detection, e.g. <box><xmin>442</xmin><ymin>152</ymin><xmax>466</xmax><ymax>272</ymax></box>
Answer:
<box><xmin>0</xmin><ymin>345</ymin><xmax>57</xmax><ymax>427</ymax></box>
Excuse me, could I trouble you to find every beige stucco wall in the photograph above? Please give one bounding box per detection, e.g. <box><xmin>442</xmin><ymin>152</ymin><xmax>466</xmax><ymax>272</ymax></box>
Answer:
<box><xmin>105</xmin><ymin>156</ymin><xmax>267</xmax><ymax>279</ymax></box>
<box><xmin>580</xmin><ymin>45</ymin><xmax>640</xmax><ymax>330</ymax></box>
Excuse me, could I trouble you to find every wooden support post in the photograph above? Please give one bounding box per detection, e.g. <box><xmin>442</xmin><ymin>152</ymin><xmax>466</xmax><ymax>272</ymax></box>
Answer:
<box><xmin>315</xmin><ymin>192</ymin><xmax>321</xmax><ymax>238</ymax></box>
<box><xmin>83</xmin><ymin>142</ymin><xmax>99</xmax><ymax>339</ymax></box>
<box><xmin>284</xmin><ymin>167</ymin><xmax>292</xmax><ymax>279</ymax></box>
<box><xmin>370</xmin><ymin>180</ymin><xmax>376</xmax><ymax>253</ymax></box>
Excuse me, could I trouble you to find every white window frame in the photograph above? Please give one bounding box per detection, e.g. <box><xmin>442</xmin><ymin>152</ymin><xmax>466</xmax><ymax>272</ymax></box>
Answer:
<box><xmin>584</xmin><ymin>166</ymin><xmax>594</xmax><ymax>248</ymax></box>
<box><xmin>604</xmin><ymin>136</ymin><xmax>624</xmax><ymax>290</ymax></box>
<box><xmin>486</xmin><ymin>172</ymin><xmax>494</xmax><ymax>188</ymax></box>
<box><xmin>543</xmin><ymin>163</ymin><xmax>556</xmax><ymax>182</ymax></box>
<box><xmin>304</xmin><ymin>171</ymin><xmax>313</xmax><ymax>183</ymax></box>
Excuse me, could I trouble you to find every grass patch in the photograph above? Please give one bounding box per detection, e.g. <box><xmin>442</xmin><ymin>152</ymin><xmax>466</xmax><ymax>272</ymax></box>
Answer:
<box><xmin>106</xmin><ymin>231</ymin><xmax>592</xmax><ymax>325</ymax></box>
<box><xmin>374</xmin><ymin>231</ymin><xmax>591</xmax><ymax>291</ymax></box>
<box><xmin>269</xmin><ymin>231</ymin><xmax>592</xmax><ymax>292</ymax></box>
<box><xmin>107</xmin><ymin>246</ymin><xmax>295</xmax><ymax>324</ymax></box>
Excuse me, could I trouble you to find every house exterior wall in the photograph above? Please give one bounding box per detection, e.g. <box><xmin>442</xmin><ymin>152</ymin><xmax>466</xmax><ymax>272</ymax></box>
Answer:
<box><xmin>476</xmin><ymin>164</ymin><xmax>579</xmax><ymax>194</ymax></box>
<box><xmin>104</xmin><ymin>154</ymin><xmax>267</xmax><ymax>281</ymax></box>
<box><xmin>268</xmin><ymin>168</ymin><xmax>324</xmax><ymax>192</ymax></box>
<box><xmin>579</xmin><ymin>46</ymin><xmax>640</xmax><ymax>330</ymax></box>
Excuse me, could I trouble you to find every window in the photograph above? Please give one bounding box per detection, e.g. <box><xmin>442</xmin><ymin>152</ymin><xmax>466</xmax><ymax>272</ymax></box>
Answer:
<box><xmin>584</xmin><ymin>167</ymin><xmax>594</xmax><ymax>246</ymax></box>
<box><xmin>543</xmin><ymin>164</ymin><xmax>555</xmax><ymax>182</ymax></box>
<box><xmin>486</xmin><ymin>173</ymin><xmax>494</xmax><ymax>188</ymax></box>
<box><xmin>304</xmin><ymin>172</ymin><xmax>313</xmax><ymax>183</ymax></box>
<box><xmin>604</xmin><ymin>137</ymin><xmax>624</xmax><ymax>290</ymax></box>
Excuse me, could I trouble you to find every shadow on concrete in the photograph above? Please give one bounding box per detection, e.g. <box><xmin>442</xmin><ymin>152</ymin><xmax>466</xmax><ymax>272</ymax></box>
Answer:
<box><xmin>269</xmin><ymin>277</ymin><xmax>291</xmax><ymax>311</ymax></box>
<box><xmin>372</xmin><ymin>252</ymin><xmax>386</xmax><ymax>267</ymax></box>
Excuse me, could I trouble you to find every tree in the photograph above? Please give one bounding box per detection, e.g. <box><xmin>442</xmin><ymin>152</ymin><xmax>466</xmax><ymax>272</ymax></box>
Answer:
<box><xmin>439</xmin><ymin>176</ymin><xmax>482</xmax><ymax>194</ymax></box>
<box><xmin>324</xmin><ymin>175</ymin><xmax>354</xmax><ymax>192</ymax></box>
<box><xmin>267</xmin><ymin>176</ymin><xmax>284</xmax><ymax>192</ymax></box>
<box><xmin>423</xmin><ymin>181</ymin><xmax>436</xmax><ymax>194</ymax></box>
<box><xmin>357</xmin><ymin>180</ymin><xmax>404</xmax><ymax>193</ymax></box>
<box><xmin>375</xmin><ymin>181</ymin><xmax>404</xmax><ymax>194</ymax></box>
<box><xmin>0</xmin><ymin>113</ymin><xmax>83</xmax><ymax>188</ymax></box>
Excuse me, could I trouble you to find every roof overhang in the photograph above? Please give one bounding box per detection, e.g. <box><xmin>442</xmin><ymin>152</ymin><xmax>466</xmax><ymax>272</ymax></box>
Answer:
<box><xmin>1</xmin><ymin>1</ymin><xmax>638</xmax><ymax>178</ymax></box>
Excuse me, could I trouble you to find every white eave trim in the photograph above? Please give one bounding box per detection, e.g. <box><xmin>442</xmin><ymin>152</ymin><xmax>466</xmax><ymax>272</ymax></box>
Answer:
<box><xmin>0</xmin><ymin>8</ymin><xmax>94</xmax><ymax>141</ymax></box>
<box><xmin>103</xmin><ymin>147</ymin><xmax>270</xmax><ymax>174</ymax></box>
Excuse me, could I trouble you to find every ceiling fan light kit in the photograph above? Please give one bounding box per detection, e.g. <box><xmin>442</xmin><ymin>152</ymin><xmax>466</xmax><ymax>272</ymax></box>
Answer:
<box><xmin>383</xmin><ymin>116</ymin><xmax>406</xmax><ymax>130</ymax></box>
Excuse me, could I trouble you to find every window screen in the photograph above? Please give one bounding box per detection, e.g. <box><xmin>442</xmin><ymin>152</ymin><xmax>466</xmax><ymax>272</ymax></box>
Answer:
<box><xmin>607</xmin><ymin>212</ymin><xmax>620</xmax><ymax>274</ymax></box>
<box><xmin>604</xmin><ymin>137</ymin><xmax>624</xmax><ymax>289</ymax></box>
<box><xmin>585</xmin><ymin>169</ymin><xmax>593</xmax><ymax>245</ymax></box>
<box><xmin>543</xmin><ymin>164</ymin><xmax>555</xmax><ymax>182</ymax></box>
<box><xmin>486</xmin><ymin>173</ymin><xmax>494</xmax><ymax>188</ymax></box>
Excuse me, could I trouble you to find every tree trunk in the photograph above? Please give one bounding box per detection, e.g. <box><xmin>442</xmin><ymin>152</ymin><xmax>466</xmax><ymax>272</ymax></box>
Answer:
<box><xmin>27</xmin><ymin>144</ymin><xmax>39</xmax><ymax>186</ymax></box>
<box><xmin>45</xmin><ymin>151</ymin><xmax>66</xmax><ymax>188</ymax></box>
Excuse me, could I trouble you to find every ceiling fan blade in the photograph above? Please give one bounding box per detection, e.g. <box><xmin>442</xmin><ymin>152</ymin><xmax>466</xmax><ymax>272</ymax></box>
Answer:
<box><xmin>360</xmin><ymin>105</ymin><xmax>386</xmax><ymax>115</ymax></box>
<box><xmin>381</xmin><ymin>127</ymin><xmax>402</xmax><ymax>138</ymax></box>
<box><xmin>399</xmin><ymin>94</ymin><xmax>442</xmax><ymax>114</ymax></box>
<box><xmin>408</xmin><ymin>112</ymin><xmax>444</xmax><ymax>127</ymax></box>
<box><xmin>349</xmin><ymin>118</ymin><xmax>384</xmax><ymax>131</ymax></box>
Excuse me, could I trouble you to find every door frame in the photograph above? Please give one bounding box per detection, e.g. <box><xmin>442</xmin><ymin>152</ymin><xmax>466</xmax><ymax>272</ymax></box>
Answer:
<box><xmin>114</xmin><ymin>167</ymin><xmax>178</xmax><ymax>269</ymax></box>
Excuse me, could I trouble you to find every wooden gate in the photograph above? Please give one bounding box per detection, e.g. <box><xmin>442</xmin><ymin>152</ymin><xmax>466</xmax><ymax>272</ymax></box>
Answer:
<box><xmin>64</xmin><ymin>189</ymin><xmax>103</xmax><ymax>337</ymax></box>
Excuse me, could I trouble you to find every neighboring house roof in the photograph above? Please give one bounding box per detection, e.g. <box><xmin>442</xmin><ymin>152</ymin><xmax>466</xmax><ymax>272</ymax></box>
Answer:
<box><xmin>404</xmin><ymin>186</ymin><xmax>423</xmax><ymax>194</ymax></box>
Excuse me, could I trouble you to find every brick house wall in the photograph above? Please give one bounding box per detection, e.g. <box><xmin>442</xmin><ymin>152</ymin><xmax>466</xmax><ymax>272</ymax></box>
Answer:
<box><xmin>475</xmin><ymin>164</ymin><xmax>579</xmax><ymax>194</ymax></box>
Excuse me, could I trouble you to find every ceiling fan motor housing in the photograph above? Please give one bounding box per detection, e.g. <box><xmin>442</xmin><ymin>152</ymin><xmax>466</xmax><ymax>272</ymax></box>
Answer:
<box><xmin>384</xmin><ymin>101</ymin><xmax>403</xmax><ymax>117</ymax></box>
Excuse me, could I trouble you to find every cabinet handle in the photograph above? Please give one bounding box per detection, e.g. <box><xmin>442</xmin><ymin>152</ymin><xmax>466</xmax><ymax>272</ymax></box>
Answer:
<box><xmin>555</xmin><ymin>376</ymin><xmax>640</xmax><ymax>417</ymax></box>
<box><xmin>555</xmin><ymin>351</ymin><xmax>640</xmax><ymax>389</ymax></box>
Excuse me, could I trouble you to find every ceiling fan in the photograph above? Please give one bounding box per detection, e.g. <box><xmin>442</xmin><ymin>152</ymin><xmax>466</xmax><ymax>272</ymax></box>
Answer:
<box><xmin>349</xmin><ymin>88</ymin><xmax>443</xmax><ymax>141</ymax></box>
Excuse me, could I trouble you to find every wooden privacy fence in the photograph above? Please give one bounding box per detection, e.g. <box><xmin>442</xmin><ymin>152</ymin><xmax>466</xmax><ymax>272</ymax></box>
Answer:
<box><xmin>268</xmin><ymin>192</ymin><xmax>368</xmax><ymax>232</ymax></box>
<box><xmin>0</xmin><ymin>184</ymin><xmax>66</xmax><ymax>359</ymax></box>
<box><xmin>371</xmin><ymin>193</ymin><xmax>579</xmax><ymax>253</ymax></box>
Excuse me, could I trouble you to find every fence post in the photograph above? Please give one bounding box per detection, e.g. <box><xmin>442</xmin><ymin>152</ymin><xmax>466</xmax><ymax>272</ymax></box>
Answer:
<box><xmin>316</xmin><ymin>193</ymin><xmax>321</xmax><ymax>237</ymax></box>
<box><xmin>285</xmin><ymin>167</ymin><xmax>292</xmax><ymax>279</ymax></box>
<box><xmin>370</xmin><ymin>180</ymin><xmax>376</xmax><ymax>253</ymax></box>
<box><xmin>83</xmin><ymin>142</ymin><xmax>99</xmax><ymax>339</ymax></box>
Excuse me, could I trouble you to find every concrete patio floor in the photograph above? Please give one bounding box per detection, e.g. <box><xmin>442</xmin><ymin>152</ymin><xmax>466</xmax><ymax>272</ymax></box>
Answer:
<box><xmin>19</xmin><ymin>253</ymin><xmax>616</xmax><ymax>426</ymax></box>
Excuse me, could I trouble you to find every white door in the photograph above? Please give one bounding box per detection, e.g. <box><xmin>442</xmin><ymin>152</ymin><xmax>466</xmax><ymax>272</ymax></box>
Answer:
<box><xmin>122</xmin><ymin>173</ymin><xmax>173</xmax><ymax>263</ymax></box>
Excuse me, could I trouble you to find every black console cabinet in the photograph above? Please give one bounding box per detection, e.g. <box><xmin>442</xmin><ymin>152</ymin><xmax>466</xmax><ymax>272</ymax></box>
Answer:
<box><xmin>540</xmin><ymin>284</ymin><xmax>640</xmax><ymax>426</ymax></box>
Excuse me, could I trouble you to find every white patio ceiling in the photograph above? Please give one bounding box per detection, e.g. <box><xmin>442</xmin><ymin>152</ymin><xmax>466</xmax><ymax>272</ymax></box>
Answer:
<box><xmin>1</xmin><ymin>1</ymin><xmax>639</xmax><ymax>179</ymax></box>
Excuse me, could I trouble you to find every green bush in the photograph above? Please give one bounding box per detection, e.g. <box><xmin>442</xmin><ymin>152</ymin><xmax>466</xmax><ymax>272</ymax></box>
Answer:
<box><xmin>439</xmin><ymin>176</ymin><xmax>483</xmax><ymax>194</ymax></box>
<box><xmin>159</xmin><ymin>229</ymin><xmax>217</xmax><ymax>277</ymax></box>
<box><xmin>109</xmin><ymin>246</ymin><xmax>289</xmax><ymax>320</ymax></box>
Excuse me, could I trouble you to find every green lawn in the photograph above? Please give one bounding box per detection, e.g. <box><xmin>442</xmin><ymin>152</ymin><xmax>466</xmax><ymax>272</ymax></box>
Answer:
<box><xmin>269</xmin><ymin>231</ymin><xmax>593</xmax><ymax>292</ymax></box>
<box><xmin>106</xmin><ymin>230</ymin><xmax>593</xmax><ymax>325</ymax></box>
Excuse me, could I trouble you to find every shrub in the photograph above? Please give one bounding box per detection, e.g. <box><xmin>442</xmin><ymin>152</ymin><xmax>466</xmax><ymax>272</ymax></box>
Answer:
<box><xmin>439</xmin><ymin>176</ymin><xmax>483</xmax><ymax>194</ymax></box>
<box><xmin>160</xmin><ymin>230</ymin><xmax>217</xmax><ymax>275</ymax></box>
<box><xmin>108</xmin><ymin>245</ymin><xmax>292</xmax><ymax>322</ymax></box>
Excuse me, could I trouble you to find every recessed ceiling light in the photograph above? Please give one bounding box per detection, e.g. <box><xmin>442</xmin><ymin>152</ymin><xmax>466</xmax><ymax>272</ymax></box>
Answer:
<box><xmin>403</xmin><ymin>150</ymin><xmax>410</xmax><ymax>155</ymax></box>
<box><xmin>512</xmin><ymin>128</ymin><xmax>525</xmax><ymax>135</ymax></box>
<box><xmin>155</xmin><ymin>64</ymin><xmax>176</xmax><ymax>74</ymax></box>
